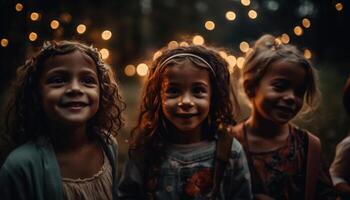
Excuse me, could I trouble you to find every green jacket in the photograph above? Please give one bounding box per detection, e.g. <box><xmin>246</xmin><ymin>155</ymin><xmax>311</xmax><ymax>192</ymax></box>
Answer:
<box><xmin>0</xmin><ymin>137</ymin><xmax>118</xmax><ymax>200</ymax></box>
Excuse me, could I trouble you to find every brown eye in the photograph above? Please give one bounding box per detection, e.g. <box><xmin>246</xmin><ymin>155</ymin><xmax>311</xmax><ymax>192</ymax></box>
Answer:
<box><xmin>47</xmin><ymin>76</ymin><xmax>66</xmax><ymax>85</ymax></box>
<box><xmin>81</xmin><ymin>76</ymin><xmax>97</xmax><ymax>85</ymax></box>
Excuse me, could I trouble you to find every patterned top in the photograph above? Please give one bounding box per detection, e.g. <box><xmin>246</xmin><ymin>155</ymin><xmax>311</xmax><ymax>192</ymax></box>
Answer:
<box><xmin>240</xmin><ymin>124</ymin><xmax>308</xmax><ymax>200</ymax></box>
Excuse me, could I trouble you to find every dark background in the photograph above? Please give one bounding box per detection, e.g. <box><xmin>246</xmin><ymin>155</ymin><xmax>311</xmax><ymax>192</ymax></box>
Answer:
<box><xmin>0</xmin><ymin>0</ymin><xmax>349</xmax><ymax>166</ymax></box>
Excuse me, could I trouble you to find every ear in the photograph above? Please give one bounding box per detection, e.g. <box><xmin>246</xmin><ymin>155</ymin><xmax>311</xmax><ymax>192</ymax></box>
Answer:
<box><xmin>243</xmin><ymin>80</ymin><xmax>255</xmax><ymax>98</ymax></box>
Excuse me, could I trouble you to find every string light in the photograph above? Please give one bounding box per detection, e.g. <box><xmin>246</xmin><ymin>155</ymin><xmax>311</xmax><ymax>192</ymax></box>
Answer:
<box><xmin>168</xmin><ymin>41</ymin><xmax>179</xmax><ymax>49</ymax></box>
<box><xmin>15</xmin><ymin>3</ymin><xmax>23</xmax><ymax>12</ymax></box>
<box><xmin>227</xmin><ymin>55</ymin><xmax>237</xmax><ymax>68</ymax></box>
<box><xmin>124</xmin><ymin>65</ymin><xmax>136</xmax><ymax>76</ymax></box>
<box><xmin>136</xmin><ymin>63</ymin><xmax>149</xmax><ymax>76</ymax></box>
<box><xmin>335</xmin><ymin>3</ymin><xmax>343</xmax><ymax>11</ymax></box>
<box><xmin>101</xmin><ymin>30</ymin><xmax>112</xmax><ymax>40</ymax></box>
<box><xmin>76</xmin><ymin>24</ymin><xmax>86</xmax><ymax>34</ymax></box>
<box><xmin>192</xmin><ymin>35</ymin><xmax>205</xmax><ymax>45</ymax></box>
<box><xmin>219</xmin><ymin>51</ymin><xmax>228</xmax><ymax>59</ymax></box>
<box><xmin>304</xmin><ymin>49</ymin><xmax>312</xmax><ymax>59</ymax></box>
<box><xmin>294</xmin><ymin>26</ymin><xmax>303</xmax><ymax>36</ymax></box>
<box><xmin>302</xmin><ymin>18</ymin><xmax>311</xmax><ymax>28</ymax></box>
<box><xmin>241</xmin><ymin>0</ymin><xmax>251</xmax><ymax>7</ymax></box>
<box><xmin>50</xmin><ymin>20</ymin><xmax>60</xmax><ymax>29</ymax></box>
<box><xmin>226</xmin><ymin>11</ymin><xmax>236</xmax><ymax>21</ymax></box>
<box><xmin>204</xmin><ymin>20</ymin><xmax>215</xmax><ymax>31</ymax></box>
<box><xmin>1</xmin><ymin>38</ymin><xmax>9</xmax><ymax>47</ymax></box>
<box><xmin>237</xmin><ymin>57</ymin><xmax>245</xmax><ymax>69</ymax></box>
<box><xmin>179</xmin><ymin>41</ymin><xmax>189</xmax><ymax>47</ymax></box>
<box><xmin>29</xmin><ymin>32</ymin><xmax>38</xmax><ymax>41</ymax></box>
<box><xmin>239</xmin><ymin>41</ymin><xmax>250</xmax><ymax>53</ymax></box>
<box><xmin>99</xmin><ymin>48</ymin><xmax>109</xmax><ymax>59</ymax></box>
<box><xmin>248</xmin><ymin>10</ymin><xmax>258</xmax><ymax>19</ymax></box>
<box><xmin>153</xmin><ymin>50</ymin><xmax>163</xmax><ymax>61</ymax></box>
<box><xmin>30</xmin><ymin>12</ymin><xmax>40</xmax><ymax>21</ymax></box>
<box><xmin>281</xmin><ymin>33</ymin><xmax>290</xmax><ymax>44</ymax></box>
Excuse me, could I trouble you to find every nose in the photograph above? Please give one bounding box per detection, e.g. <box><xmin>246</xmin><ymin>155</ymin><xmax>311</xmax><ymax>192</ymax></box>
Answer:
<box><xmin>66</xmin><ymin>79</ymin><xmax>83</xmax><ymax>96</ymax></box>
<box><xmin>178</xmin><ymin>92</ymin><xmax>194</xmax><ymax>109</ymax></box>
<box><xmin>283</xmin><ymin>90</ymin><xmax>297</xmax><ymax>105</ymax></box>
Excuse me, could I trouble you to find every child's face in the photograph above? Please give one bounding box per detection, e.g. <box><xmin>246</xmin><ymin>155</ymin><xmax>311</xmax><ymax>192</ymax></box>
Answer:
<box><xmin>161</xmin><ymin>60</ymin><xmax>212</xmax><ymax>141</ymax></box>
<box><xmin>251</xmin><ymin>60</ymin><xmax>306</xmax><ymax>124</ymax></box>
<box><xmin>39</xmin><ymin>50</ymin><xmax>100</xmax><ymax>127</ymax></box>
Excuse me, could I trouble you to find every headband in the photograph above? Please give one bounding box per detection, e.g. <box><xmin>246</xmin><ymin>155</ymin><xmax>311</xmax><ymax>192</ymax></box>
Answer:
<box><xmin>158</xmin><ymin>53</ymin><xmax>216</xmax><ymax>77</ymax></box>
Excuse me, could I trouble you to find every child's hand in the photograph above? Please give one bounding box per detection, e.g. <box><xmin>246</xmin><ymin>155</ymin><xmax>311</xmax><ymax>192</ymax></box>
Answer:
<box><xmin>254</xmin><ymin>194</ymin><xmax>275</xmax><ymax>200</ymax></box>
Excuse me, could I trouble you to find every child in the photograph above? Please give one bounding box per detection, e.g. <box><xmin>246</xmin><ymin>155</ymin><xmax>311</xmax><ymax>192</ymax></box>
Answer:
<box><xmin>233</xmin><ymin>34</ymin><xmax>334</xmax><ymax>200</ymax></box>
<box><xmin>0</xmin><ymin>40</ymin><xmax>125</xmax><ymax>200</ymax></box>
<box><xmin>330</xmin><ymin>76</ymin><xmax>350</xmax><ymax>199</ymax></box>
<box><xmin>118</xmin><ymin>45</ymin><xmax>252</xmax><ymax>199</ymax></box>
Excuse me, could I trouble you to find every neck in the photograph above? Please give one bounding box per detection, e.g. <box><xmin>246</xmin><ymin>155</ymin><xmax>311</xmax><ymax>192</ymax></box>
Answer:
<box><xmin>48</xmin><ymin>123</ymin><xmax>92</xmax><ymax>152</ymax></box>
<box><xmin>247</xmin><ymin>111</ymin><xmax>289</xmax><ymax>138</ymax></box>
<box><xmin>169</xmin><ymin>126</ymin><xmax>203</xmax><ymax>144</ymax></box>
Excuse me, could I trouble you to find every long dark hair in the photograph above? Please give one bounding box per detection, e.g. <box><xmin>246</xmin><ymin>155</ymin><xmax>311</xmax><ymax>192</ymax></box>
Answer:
<box><xmin>4</xmin><ymin>40</ymin><xmax>125</xmax><ymax>147</ymax></box>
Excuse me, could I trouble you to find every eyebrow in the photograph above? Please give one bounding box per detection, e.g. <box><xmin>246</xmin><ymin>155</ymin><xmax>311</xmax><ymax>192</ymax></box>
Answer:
<box><xmin>45</xmin><ymin>67</ymin><xmax>97</xmax><ymax>75</ymax></box>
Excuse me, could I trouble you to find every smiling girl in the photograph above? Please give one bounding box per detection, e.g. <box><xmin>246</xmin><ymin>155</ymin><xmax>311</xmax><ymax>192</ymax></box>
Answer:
<box><xmin>0</xmin><ymin>41</ymin><xmax>125</xmax><ymax>200</ymax></box>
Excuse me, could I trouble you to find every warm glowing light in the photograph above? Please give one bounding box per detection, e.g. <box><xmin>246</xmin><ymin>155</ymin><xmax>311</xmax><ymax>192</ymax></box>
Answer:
<box><xmin>124</xmin><ymin>65</ymin><xmax>136</xmax><ymax>76</ymax></box>
<box><xmin>99</xmin><ymin>48</ymin><xmax>109</xmax><ymax>59</ymax></box>
<box><xmin>30</xmin><ymin>12</ymin><xmax>40</xmax><ymax>21</ymax></box>
<box><xmin>179</xmin><ymin>41</ymin><xmax>189</xmax><ymax>47</ymax></box>
<box><xmin>29</xmin><ymin>32</ymin><xmax>38</xmax><ymax>41</ymax></box>
<box><xmin>219</xmin><ymin>51</ymin><xmax>228</xmax><ymax>59</ymax></box>
<box><xmin>101</xmin><ymin>30</ymin><xmax>112</xmax><ymax>40</ymax></box>
<box><xmin>15</xmin><ymin>3</ymin><xmax>23</xmax><ymax>12</ymax></box>
<box><xmin>168</xmin><ymin>41</ymin><xmax>179</xmax><ymax>49</ymax></box>
<box><xmin>335</xmin><ymin>3</ymin><xmax>343</xmax><ymax>11</ymax></box>
<box><xmin>1</xmin><ymin>38</ymin><xmax>9</xmax><ymax>47</ymax></box>
<box><xmin>304</xmin><ymin>49</ymin><xmax>312</xmax><ymax>59</ymax></box>
<box><xmin>302</xmin><ymin>18</ymin><xmax>311</xmax><ymax>28</ymax></box>
<box><xmin>76</xmin><ymin>24</ymin><xmax>86</xmax><ymax>34</ymax></box>
<box><xmin>237</xmin><ymin>57</ymin><xmax>245</xmax><ymax>69</ymax></box>
<box><xmin>226</xmin><ymin>11</ymin><xmax>237</xmax><ymax>21</ymax></box>
<box><xmin>50</xmin><ymin>20</ymin><xmax>60</xmax><ymax>29</ymax></box>
<box><xmin>192</xmin><ymin>35</ymin><xmax>205</xmax><ymax>45</ymax></box>
<box><xmin>248</xmin><ymin>10</ymin><xmax>258</xmax><ymax>19</ymax></box>
<box><xmin>241</xmin><ymin>0</ymin><xmax>251</xmax><ymax>6</ymax></box>
<box><xmin>281</xmin><ymin>33</ymin><xmax>290</xmax><ymax>44</ymax></box>
<box><xmin>227</xmin><ymin>55</ymin><xmax>237</xmax><ymax>67</ymax></box>
<box><xmin>136</xmin><ymin>63</ymin><xmax>149</xmax><ymax>76</ymax></box>
<box><xmin>239</xmin><ymin>41</ymin><xmax>250</xmax><ymax>53</ymax></box>
<box><xmin>153</xmin><ymin>50</ymin><xmax>163</xmax><ymax>61</ymax></box>
<box><xmin>294</xmin><ymin>26</ymin><xmax>303</xmax><ymax>36</ymax></box>
<box><xmin>204</xmin><ymin>20</ymin><xmax>215</xmax><ymax>31</ymax></box>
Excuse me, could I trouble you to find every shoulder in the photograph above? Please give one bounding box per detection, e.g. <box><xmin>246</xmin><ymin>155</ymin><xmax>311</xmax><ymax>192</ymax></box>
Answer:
<box><xmin>231</xmin><ymin>122</ymin><xmax>245</xmax><ymax>144</ymax></box>
<box><xmin>0</xmin><ymin>141</ymin><xmax>43</xmax><ymax>175</ymax></box>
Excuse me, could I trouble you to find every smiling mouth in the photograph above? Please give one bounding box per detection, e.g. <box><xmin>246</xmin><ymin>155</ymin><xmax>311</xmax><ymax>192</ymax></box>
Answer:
<box><xmin>276</xmin><ymin>106</ymin><xmax>295</xmax><ymax>115</ymax></box>
<box><xmin>60</xmin><ymin>102</ymin><xmax>88</xmax><ymax>109</ymax></box>
<box><xmin>176</xmin><ymin>113</ymin><xmax>197</xmax><ymax>119</ymax></box>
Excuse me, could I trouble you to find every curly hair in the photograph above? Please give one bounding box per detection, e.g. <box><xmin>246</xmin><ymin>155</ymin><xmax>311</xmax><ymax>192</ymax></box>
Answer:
<box><xmin>243</xmin><ymin>34</ymin><xmax>321</xmax><ymax>115</ymax></box>
<box><xmin>129</xmin><ymin>45</ymin><xmax>239</xmax><ymax>162</ymax></box>
<box><xmin>4</xmin><ymin>40</ymin><xmax>125</xmax><ymax>146</ymax></box>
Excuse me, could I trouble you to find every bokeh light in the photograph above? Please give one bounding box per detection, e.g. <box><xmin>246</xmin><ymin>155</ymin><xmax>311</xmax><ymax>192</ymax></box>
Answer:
<box><xmin>153</xmin><ymin>50</ymin><xmax>163</xmax><ymax>61</ymax></box>
<box><xmin>28</xmin><ymin>32</ymin><xmax>38</xmax><ymax>41</ymax></box>
<box><xmin>179</xmin><ymin>41</ymin><xmax>189</xmax><ymax>47</ymax></box>
<box><xmin>304</xmin><ymin>49</ymin><xmax>312</xmax><ymax>59</ymax></box>
<box><xmin>124</xmin><ymin>65</ymin><xmax>136</xmax><ymax>77</ymax></box>
<box><xmin>101</xmin><ymin>30</ymin><xmax>112</xmax><ymax>40</ymax></box>
<box><xmin>302</xmin><ymin>18</ymin><xmax>311</xmax><ymax>28</ymax></box>
<box><xmin>294</xmin><ymin>26</ymin><xmax>303</xmax><ymax>36</ymax></box>
<box><xmin>237</xmin><ymin>57</ymin><xmax>245</xmax><ymax>69</ymax></box>
<box><xmin>15</xmin><ymin>3</ymin><xmax>23</xmax><ymax>12</ymax></box>
<box><xmin>30</xmin><ymin>12</ymin><xmax>40</xmax><ymax>21</ymax></box>
<box><xmin>248</xmin><ymin>10</ymin><xmax>258</xmax><ymax>19</ymax></box>
<box><xmin>219</xmin><ymin>51</ymin><xmax>228</xmax><ymax>59</ymax></box>
<box><xmin>241</xmin><ymin>0</ymin><xmax>251</xmax><ymax>6</ymax></box>
<box><xmin>50</xmin><ymin>20</ymin><xmax>60</xmax><ymax>29</ymax></box>
<box><xmin>136</xmin><ymin>63</ymin><xmax>149</xmax><ymax>76</ymax></box>
<box><xmin>99</xmin><ymin>48</ymin><xmax>109</xmax><ymax>59</ymax></box>
<box><xmin>226</xmin><ymin>11</ymin><xmax>236</xmax><ymax>21</ymax></box>
<box><xmin>335</xmin><ymin>3</ymin><xmax>343</xmax><ymax>11</ymax></box>
<box><xmin>1</xmin><ymin>38</ymin><xmax>9</xmax><ymax>47</ymax></box>
<box><xmin>168</xmin><ymin>41</ymin><xmax>179</xmax><ymax>49</ymax></box>
<box><xmin>192</xmin><ymin>35</ymin><xmax>205</xmax><ymax>45</ymax></box>
<box><xmin>239</xmin><ymin>41</ymin><xmax>250</xmax><ymax>53</ymax></box>
<box><xmin>76</xmin><ymin>24</ymin><xmax>86</xmax><ymax>34</ymax></box>
<box><xmin>204</xmin><ymin>20</ymin><xmax>215</xmax><ymax>31</ymax></box>
<box><xmin>281</xmin><ymin>33</ymin><xmax>290</xmax><ymax>44</ymax></box>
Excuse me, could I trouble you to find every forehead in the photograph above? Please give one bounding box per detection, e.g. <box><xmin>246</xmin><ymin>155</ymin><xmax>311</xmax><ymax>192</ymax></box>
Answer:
<box><xmin>263</xmin><ymin>60</ymin><xmax>306</xmax><ymax>83</ymax></box>
<box><xmin>162</xmin><ymin>59</ymin><xmax>210</xmax><ymax>81</ymax></box>
<box><xmin>42</xmin><ymin>50</ymin><xmax>97</xmax><ymax>72</ymax></box>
